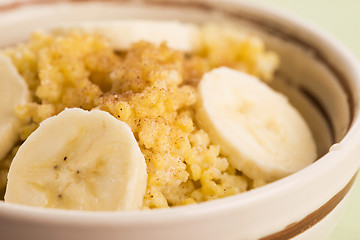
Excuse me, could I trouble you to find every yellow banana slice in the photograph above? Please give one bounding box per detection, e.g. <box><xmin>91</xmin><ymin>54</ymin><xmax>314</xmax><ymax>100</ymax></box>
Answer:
<box><xmin>196</xmin><ymin>67</ymin><xmax>317</xmax><ymax>182</ymax></box>
<box><xmin>5</xmin><ymin>108</ymin><xmax>147</xmax><ymax>211</ymax></box>
<box><xmin>0</xmin><ymin>54</ymin><xmax>30</xmax><ymax>160</ymax></box>
<box><xmin>52</xmin><ymin>20</ymin><xmax>201</xmax><ymax>52</ymax></box>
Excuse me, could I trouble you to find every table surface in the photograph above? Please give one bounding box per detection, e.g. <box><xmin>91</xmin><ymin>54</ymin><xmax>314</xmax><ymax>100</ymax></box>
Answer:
<box><xmin>254</xmin><ymin>0</ymin><xmax>360</xmax><ymax>239</ymax></box>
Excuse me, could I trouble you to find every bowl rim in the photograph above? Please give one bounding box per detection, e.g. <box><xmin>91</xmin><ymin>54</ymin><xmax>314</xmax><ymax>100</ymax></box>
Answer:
<box><xmin>0</xmin><ymin>0</ymin><xmax>360</xmax><ymax>225</ymax></box>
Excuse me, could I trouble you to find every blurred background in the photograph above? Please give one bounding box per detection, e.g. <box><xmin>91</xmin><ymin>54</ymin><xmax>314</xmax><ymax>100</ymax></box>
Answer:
<box><xmin>253</xmin><ymin>0</ymin><xmax>360</xmax><ymax>239</ymax></box>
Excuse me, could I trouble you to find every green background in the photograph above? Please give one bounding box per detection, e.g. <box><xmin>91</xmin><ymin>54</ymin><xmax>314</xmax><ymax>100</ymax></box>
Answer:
<box><xmin>253</xmin><ymin>0</ymin><xmax>360</xmax><ymax>239</ymax></box>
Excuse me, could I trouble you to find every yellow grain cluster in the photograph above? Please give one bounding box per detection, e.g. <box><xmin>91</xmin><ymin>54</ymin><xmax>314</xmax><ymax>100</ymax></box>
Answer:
<box><xmin>0</xmin><ymin>24</ymin><xmax>278</xmax><ymax>207</ymax></box>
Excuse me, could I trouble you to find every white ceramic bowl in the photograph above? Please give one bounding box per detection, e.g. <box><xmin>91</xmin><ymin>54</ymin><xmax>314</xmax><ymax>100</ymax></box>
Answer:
<box><xmin>0</xmin><ymin>1</ymin><xmax>360</xmax><ymax>240</ymax></box>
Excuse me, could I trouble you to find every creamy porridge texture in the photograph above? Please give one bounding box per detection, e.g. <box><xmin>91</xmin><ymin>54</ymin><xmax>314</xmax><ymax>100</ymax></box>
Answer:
<box><xmin>0</xmin><ymin>21</ymin><xmax>316</xmax><ymax>210</ymax></box>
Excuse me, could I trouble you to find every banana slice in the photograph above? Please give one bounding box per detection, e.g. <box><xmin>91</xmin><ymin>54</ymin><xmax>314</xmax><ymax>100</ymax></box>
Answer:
<box><xmin>0</xmin><ymin>54</ymin><xmax>30</xmax><ymax>160</ymax></box>
<box><xmin>5</xmin><ymin>108</ymin><xmax>147</xmax><ymax>211</ymax></box>
<box><xmin>196</xmin><ymin>67</ymin><xmax>317</xmax><ymax>182</ymax></box>
<box><xmin>52</xmin><ymin>20</ymin><xmax>201</xmax><ymax>52</ymax></box>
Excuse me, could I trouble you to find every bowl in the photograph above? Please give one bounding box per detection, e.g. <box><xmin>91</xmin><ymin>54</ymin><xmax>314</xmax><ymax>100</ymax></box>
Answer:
<box><xmin>0</xmin><ymin>0</ymin><xmax>360</xmax><ymax>239</ymax></box>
